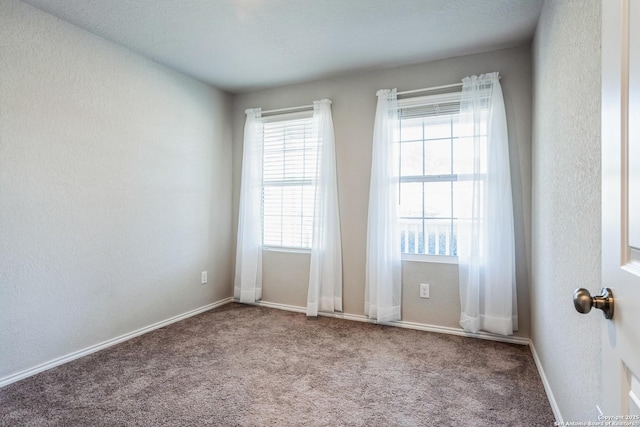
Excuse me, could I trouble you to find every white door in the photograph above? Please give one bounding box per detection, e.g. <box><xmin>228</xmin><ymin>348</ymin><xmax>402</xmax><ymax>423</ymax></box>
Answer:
<box><xmin>601</xmin><ymin>0</ymin><xmax>640</xmax><ymax>417</ymax></box>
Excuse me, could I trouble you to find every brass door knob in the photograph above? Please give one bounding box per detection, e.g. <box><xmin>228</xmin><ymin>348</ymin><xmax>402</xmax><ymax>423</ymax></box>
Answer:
<box><xmin>573</xmin><ymin>288</ymin><xmax>614</xmax><ymax>319</ymax></box>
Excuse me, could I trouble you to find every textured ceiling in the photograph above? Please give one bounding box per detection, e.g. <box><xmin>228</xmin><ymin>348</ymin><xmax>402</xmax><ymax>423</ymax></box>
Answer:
<box><xmin>21</xmin><ymin>0</ymin><xmax>544</xmax><ymax>93</ymax></box>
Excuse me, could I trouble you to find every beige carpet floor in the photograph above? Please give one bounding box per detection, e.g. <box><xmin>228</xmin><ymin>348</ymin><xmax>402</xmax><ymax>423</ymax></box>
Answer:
<box><xmin>0</xmin><ymin>303</ymin><xmax>554</xmax><ymax>426</ymax></box>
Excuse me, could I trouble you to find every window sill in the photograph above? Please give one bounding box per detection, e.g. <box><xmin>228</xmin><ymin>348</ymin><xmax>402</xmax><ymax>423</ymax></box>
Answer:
<box><xmin>262</xmin><ymin>248</ymin><xmax>458</xmax><ymax>263</ymax></box>
<box><xmin>263</xmin><ymin>246</ymin><xmax>311</xmax><ymax>255</ymax></box>
<box><xmin>402</xmin><ymin>254</ymin><xmax>458</xmax><ymax>264</ymax></box>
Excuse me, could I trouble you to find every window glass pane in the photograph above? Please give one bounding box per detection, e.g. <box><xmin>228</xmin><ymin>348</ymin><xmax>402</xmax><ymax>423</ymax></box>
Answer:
<box><xmin>453</xmin><ymin>137</ymin><xmax>474</xmax><ymax>174</ymax></box>
<box><xmin>424</xmin><ymin>219</ymin><xmax>454</xmax><ymax>256</ymax></box>
<box><xmin>424</xmin><ymin>115</ymin><xmax>452</xmax><ymax>139</ymax></box>
<box><xmin>424</xmin><ymin>139</ymin><xmax>452</xmax><ymax>175</ymax></box>
<box><xmin>400</xmin><ymin>117</ymin><xmax>423</xmax><ymax>141</ymax></box>
<box><xmin>453</xmin><ymin>118</ymin><xmax>473</xmax><ymax>138</ymax></box>
<box><xmin>302</xmin><ymin>185</ymin><xmax>315</xmax><ymax>214</ymax></box>
<box><xmin>286</xmin><ymin>134</ymin><xmax>305</xmax><ymax>150</ymax></box>
<box><xmin>424</xmin><ymin>181</ymin><xmax>452</xmax><ymax>218</ymax></box>
<box><xmin>304</xmin><ymin>148</ymin><xmax>318</xmax><ymax>177</ymax></box>
<box><xmin>301</xmin><ymin>217</ymin><xmax>314</xmax><ymax>248</ymax></box>
<box><xmin>263</xmin><ymin>215</ymin><xmax>282</xmax><ymax>247</ymax></box>
<box><xmin>453</xmin><ymin>137</ymin><xmax>488</xmax><ymax>174</ymax></box>
<box><xmin>453</xmin><ymin>114</ymin><xmax>489</xmax><ymax>137</ymax></box>
<box><xmin>263</xmin><ymin>151</ymin><xmax>284</xmax><ymax>181</ymax></box>
<box><xmin>281</xmin><ymin>215</ymin><xmax>302</xmax><ymax>248</ymax></box>
<box><xmin>450</xmin><ymin>223</ymin><xmax>458</xmax><ymax>256</ymax></box>
<box><xmin>453</xmin><ymin>181</ymin><xmax>474</xmax><ymax>221</ymax></box>
<box><xmin>399</xmin><ymin>182</ymin><xmax>423</xmax><ymax>218</ymax></box>
<box><xmin>285</xmin><ymin>149</ymin><xmax>305</xmax><ymax>179</ymax></box>
<box><xmin>263</xmin><ymin>186</ymin><xmax>282</xmax><ymax>217</ymax></box>
<box><xmin>282</xmin><ymin>186</ymin><xmax>302</xmax><ymax>216</ymax></box>
<box><xmin>478</xmin><ymin>136</ymin><xmax>488</xmax><ymax>174</ymax></box>
<box><xmin>400</xmin><ymin>141</ymin><xmax>423</xmax><ymax>176</ymax></box>
<box><xmin>301</xmin><ymin>185</ymin><xmax>315</xmax><ymax>247</ymax></box>
<box><xmin>399</xmin><ymin>218</ymin><xmax>423</xmax><ymax>254</ymax></box>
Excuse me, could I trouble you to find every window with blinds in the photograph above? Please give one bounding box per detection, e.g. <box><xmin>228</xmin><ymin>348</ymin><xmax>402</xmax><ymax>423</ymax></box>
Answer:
<box><xmin>262</xmin><ymin>112</ymin><xmax>317</xmax><ymax>249</ymax></box>
<box><xmin>397</xmin><ymin>91</ymin><xmax>486</xmax><ymax>257</ymax></box>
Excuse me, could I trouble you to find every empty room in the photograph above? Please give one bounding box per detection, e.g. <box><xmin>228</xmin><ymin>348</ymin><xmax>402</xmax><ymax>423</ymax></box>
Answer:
<box><xmin>2</xmin><ymin>0</ymin><xmax>638</xmax><ymax>425</ymax></box>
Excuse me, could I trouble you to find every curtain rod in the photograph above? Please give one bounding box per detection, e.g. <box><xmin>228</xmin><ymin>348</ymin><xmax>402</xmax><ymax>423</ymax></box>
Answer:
<box><xmin>397</xmin><ymin>76</ymin><xmax>501</xmax><ymax>96</ymax></box>
<box><xmin>397</xmin><ymin>82</ymin><xmax>462</xmax><ymax>96</ymax></box>
<box><xmin>261</xmin><ymin>104</ymin><xmax>314</xmax><ymax>115</ymax></box>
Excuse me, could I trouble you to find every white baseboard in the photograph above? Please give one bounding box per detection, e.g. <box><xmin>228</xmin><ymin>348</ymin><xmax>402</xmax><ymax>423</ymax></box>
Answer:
<box><xmin>0</xmin><ymin>297</ymin><xmax>234</xmax><ymax>388</ymax></box>
<box><xmin>254</xmin><ymin>300</ymin><xmax>307</xmax><ymax>314</ymax></box>
<box><xmin>529</xmin><ymin>341</ymin><xmax>562</xmax><ymax>423</ymax></box>
<box><xmin>247</xmin><ymin>300</ymin><xmax>530</xmax><ymax>345</ymax></box>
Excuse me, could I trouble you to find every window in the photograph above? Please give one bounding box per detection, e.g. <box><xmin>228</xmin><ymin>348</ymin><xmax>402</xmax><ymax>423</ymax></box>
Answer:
<box><xmin>398</xmin><ymin>92</ymin><xmax>486</xmax><ymax>257</ymax></box>
<box><xmin>262</xmin><ymin>112</ymin><xmax>317</xmax><ymax>249</ymax></box>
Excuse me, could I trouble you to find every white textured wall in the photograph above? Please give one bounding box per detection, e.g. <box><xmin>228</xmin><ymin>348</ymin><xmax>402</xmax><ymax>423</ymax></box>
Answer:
<box><xmin>531</xmin><ymin>0</ymin><xmax>601</xmax><ymax>420</ymax></box>
<box><xmin>232</xmin><ymin>46</ymin><xmax>533</xmax><ymax>337</ymax></box>
<box><xmin>0</xmin><ymin>0</ymin><xmax>233</xmax><ymax>380</ymax></box>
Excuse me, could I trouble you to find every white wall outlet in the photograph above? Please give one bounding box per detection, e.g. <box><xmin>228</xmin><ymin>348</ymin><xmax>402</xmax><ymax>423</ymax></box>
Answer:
<box><xmin>201</xmin><ymin>271</ymin><xmax>207</xmax><ymax>284</ymax></box>
<box><xmin>419</xmin><ymin>283</ymin><xmax>430</xmax><ymax>298</ymax></box>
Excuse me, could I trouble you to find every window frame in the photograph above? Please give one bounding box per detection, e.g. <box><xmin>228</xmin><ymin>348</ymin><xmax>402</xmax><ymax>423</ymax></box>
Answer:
<box><xmin>260</xmin><ymin>110</ymin><xmax>317</xmax><ymax>252</ymax></box>
<box><xmin>396</xmin><ymin>91</ymin><xmax>480</xmax><ymax>262</ymax></box>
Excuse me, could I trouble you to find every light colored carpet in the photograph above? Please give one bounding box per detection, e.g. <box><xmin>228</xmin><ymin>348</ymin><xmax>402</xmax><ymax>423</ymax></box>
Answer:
<box><xmin>0</xmin><ymin>303</ymin><xmax>554</xmax><ymax>426</ymax></box>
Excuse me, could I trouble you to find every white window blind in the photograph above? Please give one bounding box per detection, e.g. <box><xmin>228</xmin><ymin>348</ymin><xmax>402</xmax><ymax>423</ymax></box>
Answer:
<box><xmin>262</xmin><ymin>112</ymin><xmax>317</xmax><ymax>249</ymax></box>
<box><xmin>397</xmin><ymin>92</ymin><xmax>487</xmax><ymax>256</ymax></box>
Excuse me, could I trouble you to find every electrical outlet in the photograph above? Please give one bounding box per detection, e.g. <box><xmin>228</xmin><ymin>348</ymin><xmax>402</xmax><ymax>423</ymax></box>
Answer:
<box><xmin>201</xmin><ymin>271</ymin><xmax>207</xmax><ymax>284</ymax></box>
<box><xmin>419</xmin><ymin>283</ymin><xmax>430</xmax><ymax>298</ymax></box>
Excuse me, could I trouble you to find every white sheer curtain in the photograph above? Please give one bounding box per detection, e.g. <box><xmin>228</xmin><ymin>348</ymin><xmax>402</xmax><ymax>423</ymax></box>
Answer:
<box><xmin>234</xmin><ymin>108</ymin><xmax>263</xmax><ymax>303</ymax></box>
<box><xmin>307</xmin><ymin>99</ymin><xmax>343</xmax><ymax>317</ymax></box>
<box><xmin>365</xmin><ymin>89</ymin><xmax>401</xmax><ymax>322</ymax></box>
<box><xmin>457</xmin><ymin>72</ymin><xmax>517</xmax><ymax>336</ymax></box>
